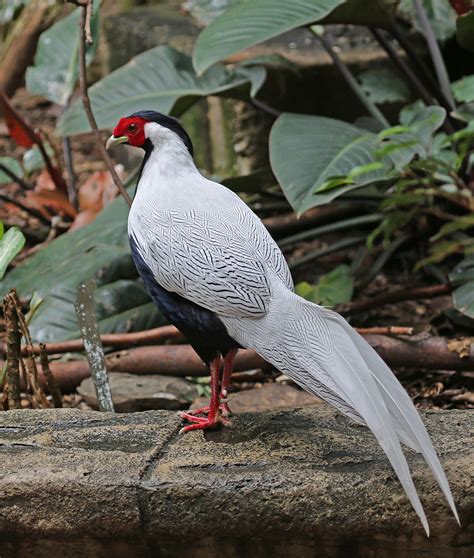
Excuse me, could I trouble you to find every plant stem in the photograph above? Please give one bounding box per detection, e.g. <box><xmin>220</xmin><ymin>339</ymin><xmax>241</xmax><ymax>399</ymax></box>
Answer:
<box><xmin>411</xmin><ymin>0</ymin><xmax>455</xmax><ymax>110</ymax></box>
<box><xmin>62</xmin><ymin>136</ymin><xmax>77</xmax><ymax>209</ymax></box>
<box><xmin>311</xmin><ymin>28</ymin><xmax>389</xmax><ymax>128</ymax></box>
<box><xmin>370</xmin><ymin>28</ymin><xmax>455</xmax><ymax>134</ymax></box>
<box><xmin>77</xmin><ymin>2</ymin><xmax>132</xmax><ymax>207</ymax></box>
<box><xmin>370</xmin><ymin>28</ymin><xmax>433</xmax><ymax>105</ymax></box>
<box><xmin>388</xmin><ymin>26</ymin><xmax>451</xmax><ymax>111</ymax></box>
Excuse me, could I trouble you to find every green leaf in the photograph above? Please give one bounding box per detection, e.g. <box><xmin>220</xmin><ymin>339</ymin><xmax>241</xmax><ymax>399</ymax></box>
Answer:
<box><xmin>57</xmin><ymin>45</ymin><xmax>266</xmax><ymax>136</ymax></box>
<box><xmin>398</xmin><ymin>0</ymin><xmax>457</xmax><ymax>43</ymax></box>
<box><xmin>0</xmin><ymin>157</ymin><xmax>23</xmax><ymax>185</ymax></box>
<box><xmin>270</xmin><ymin>113</ymin><xmax>388</xmax><ymax>214</ymax></box>
<box><xmin>22</xmin><ymin>143</ymin><xmax>54</xmax><ymax>175</ymax></box>
<box><xmin>193</xmin><ymin>0</ymin><xmax>398</xmax><ymax>73</ymax></box>
<box><xmin>0</xmin><ymin>184</ymin><xmax>166</xmax><ymax>342</ymax></box>
<box><xmin>452</xmin><ymin>75</ymin><xmax>474</xmax><ymax>103</ymax></box>
<box><xmin>452</xmin><ymin>280</ymin><xmax>474</xmax><ymax>318</ymax></box>
<box><xmin>358</xmin><ymin>67</ymin><xmax>411</xmax><ymax>104</ymax></box>
<box><xmin>456</xmin><ymin>9</ymin><xmax>474</xmax><ymax>52</ymax></box>
<box><xmin>0</xmin><ymin>227</ymin><xmax>25</xmax><ymax>279</ymax></box>
<box><xmin>183</xmin><ymin>0</ymin><xmax>232</xmax><ymax>26</ymax></box>
<box><xmin>295</xmin><ymin>265</ymin><xmax>353</xmax><ymax>306</ymax></box>
<box><xmin>433</xmin><ymin>214</ymin><xmax>474</xmax><ymax>241</ymax></box>
<box><xmin>25</xmin><ymin>0</ymin><xmax>99</xmax><ymax>106</ymax></box>
<box><xmin>380</xmin><ymin>101</ymin><xmax>446</xmax><ymax>169</ymax></box>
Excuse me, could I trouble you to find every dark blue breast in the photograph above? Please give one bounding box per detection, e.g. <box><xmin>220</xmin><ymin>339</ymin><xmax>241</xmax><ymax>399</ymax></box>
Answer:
<box><xmin>129</xmin><ymin>235</ymin><xmax>239</xmax><ymax>364</ymax></box>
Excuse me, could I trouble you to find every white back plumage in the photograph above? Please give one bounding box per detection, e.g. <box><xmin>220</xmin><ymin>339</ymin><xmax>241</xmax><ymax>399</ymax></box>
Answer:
<box><xmin>129</xmin><ymin>122</ymin><xmax>459</xmax><ymax>535</ymax></box>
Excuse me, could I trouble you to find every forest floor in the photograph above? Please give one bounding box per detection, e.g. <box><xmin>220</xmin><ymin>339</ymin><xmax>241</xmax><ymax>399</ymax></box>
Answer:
<box><xmin>1</xmin><ymin>91</ymin><xmax>473</xmax><ymax>414</ymax></box>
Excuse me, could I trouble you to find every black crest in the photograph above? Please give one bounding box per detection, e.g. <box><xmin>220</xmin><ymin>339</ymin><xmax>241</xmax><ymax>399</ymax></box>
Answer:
<box><xmin>128</xmin><ymin>110</ymin><xmax>194</xmax><ymax>156</ymax></box>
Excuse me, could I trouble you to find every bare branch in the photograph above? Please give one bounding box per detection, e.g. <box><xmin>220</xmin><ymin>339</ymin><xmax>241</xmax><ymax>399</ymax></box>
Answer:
<box><xmin>77</xmin><ymin>3</ymin><xmax>132</xmax><ymax>207</ymax></box>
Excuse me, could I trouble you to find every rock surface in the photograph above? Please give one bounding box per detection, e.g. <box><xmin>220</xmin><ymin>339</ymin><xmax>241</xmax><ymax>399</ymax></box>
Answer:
<box><xmin>77</xmin><ymin>372</ymin><xmax>198</xmax><ymax>412</ymax></box>
<box><xmin>0</xmin><ymin>406</ymin><xmax>472</xmax><ymax>558</ymax></box>
<box><xmin>191</xmin><ymin>382</ymin><xmax>321</xmax><ymax>414</ymax></box>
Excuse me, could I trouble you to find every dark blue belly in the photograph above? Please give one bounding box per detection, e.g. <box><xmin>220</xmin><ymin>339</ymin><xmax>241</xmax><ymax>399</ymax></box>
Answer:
<box><xmin>129</xmin><ymin>235</ymin><xmax>239</xmax><ymax>364</ymax></box>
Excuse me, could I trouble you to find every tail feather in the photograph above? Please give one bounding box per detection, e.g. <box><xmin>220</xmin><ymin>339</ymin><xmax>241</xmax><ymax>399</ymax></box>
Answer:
<box><xmin>323</xmin><ymin>309</ymin><xmax>460</xmax><ymax>526</ymax></box>
<box><xmin>222</xmin><ymin>281</ymin><xmax>459</xmax><ymax>534</ymax></box>
<box><xmin>311</xmin><ymin>314</ymin><xmax>430</xmax><ymax>535</ymax></box>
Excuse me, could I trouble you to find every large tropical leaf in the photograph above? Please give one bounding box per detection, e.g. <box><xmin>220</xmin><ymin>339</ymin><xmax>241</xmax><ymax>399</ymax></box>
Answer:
<box><xmin>56</xmin><ymin>45</ymin><xmax>266</xmax><ymax>136</ymax></box>
<box><xmin>193</xmin><ymin>0</ymin><xmax>399</xmax><ymax>73</ymax></box>
<box><xmin>0</xmin><ymin>187</ymin><xmax>166</xmax><ymax>342</ymax></box>
<box><xmin>270</xmin><ymin>113</ymin><xmax>387</xmax><ymax>214</ymax></box>
<box><xmin>25</xmin><ymin>0</ymin><xmax>99</xmax><ymax>106</ymax></box>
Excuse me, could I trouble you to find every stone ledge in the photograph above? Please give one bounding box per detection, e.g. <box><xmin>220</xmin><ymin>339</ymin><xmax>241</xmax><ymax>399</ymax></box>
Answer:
<box><xmin>0</xmin><ymin>407</ymin><xmax>472</xmax><ymax>558</ymax></box>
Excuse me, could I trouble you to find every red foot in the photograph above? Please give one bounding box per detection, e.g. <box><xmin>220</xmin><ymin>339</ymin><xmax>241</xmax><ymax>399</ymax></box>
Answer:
<box><xmin>179</xmin><ymin>414</ymin><xmax>230</xmax><ymax>434</ymax></box>
<box><xmin>181</xmin><ymin>401</ymin><xmax>231</xmax><ymax>419</ymax></box>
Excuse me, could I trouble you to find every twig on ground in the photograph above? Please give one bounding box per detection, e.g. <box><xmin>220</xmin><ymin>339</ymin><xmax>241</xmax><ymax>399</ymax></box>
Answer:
<box><xmin>39</xmin><ymin>344</ymin><xmax>63</xmax><ymax>408</ymax></box>
<box><xmin>0</xmin><ymin>163</ymin><xmax>34</xmax><ymax>190</ymax></box>
<box><xmin>339</xmin><ymin>283</ymin><xmax>452</xmax><ymax>316</ymax></box>
<box><xmin>0</xmin><ymin>193</ymin><xmax>52</xmax><ymax>225</ymax></box>
<box><xmin>76</xmin><ymin>1</ymin><xmax>132</xmax><ymax>207</ymax></box>
<box><xmin>74</xmin><ymin>280</ymin><xmax>114</xmax><ymax>412</ymax></box>
<box><xmin>0</xmin><ymin>324</ymin><xmax>184</xmax><ymax>356</ymax></box>
<box><xmin>16</xmin><ymin>333</ymin><xmax>474</xmax><ymax>393</ymax></box>
<box><xmin>355</xmin><ymin>326</ymin><xmax>414</xmax><ymax>335</ymax></box>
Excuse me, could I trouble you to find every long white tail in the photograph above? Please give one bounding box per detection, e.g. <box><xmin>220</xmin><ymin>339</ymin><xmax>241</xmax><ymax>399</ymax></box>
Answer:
<box><xmin>222</xmin><ymin>277</ymin><xmax>459</xmax><ymax>535</ymax></box>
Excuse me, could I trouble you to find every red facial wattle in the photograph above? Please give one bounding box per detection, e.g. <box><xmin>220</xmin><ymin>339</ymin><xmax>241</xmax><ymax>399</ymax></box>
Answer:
<box><xmin>113</xmin><ymin>116</ymin><xmax>148</xmax><ymax>147</ymax></box>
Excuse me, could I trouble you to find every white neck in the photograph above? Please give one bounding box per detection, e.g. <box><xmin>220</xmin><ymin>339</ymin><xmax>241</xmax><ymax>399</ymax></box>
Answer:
<box><xmin>141</xmin><ymin>121</ymin><xmax>198</xmax><ymax>180</ymax></box>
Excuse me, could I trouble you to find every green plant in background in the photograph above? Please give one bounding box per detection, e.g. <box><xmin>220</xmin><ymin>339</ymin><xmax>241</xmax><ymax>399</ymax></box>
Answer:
<box><xmin>2</xmin><ymin>0</ymin><xmax>474</xmax><ymax>341</ymax></box>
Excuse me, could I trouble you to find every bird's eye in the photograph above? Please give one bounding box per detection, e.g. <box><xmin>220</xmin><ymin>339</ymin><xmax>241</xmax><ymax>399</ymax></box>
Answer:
<box><xmin>127</xmin><ymin>123</ymin><xmax>137</xmax><ymax>133</ymax></box>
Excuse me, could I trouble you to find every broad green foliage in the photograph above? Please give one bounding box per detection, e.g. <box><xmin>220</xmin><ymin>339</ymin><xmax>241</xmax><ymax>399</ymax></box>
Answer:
<box><xmin>57</xmin><ymin>46</ymin><xmax>266</xmax><ymax>136</ymax></box>
<box><xmin>358</xmin><ymin>67</ymin><xmax>411</xmax><ymax>104</ymax></box>
<box><xmin>270</xmin><ymin>103</ymin><xmax>447</xmax><ymax>215</ymax></box>
<box><xmin>0</xmin><ymin>188</ymin><xmax>166</xmax><ymax>342</ymax></box>
<box><xmin>269</xmin><ymin>113</ymin><xmax>388</xmax><ymax>214</ymax></box>
<box><xmin>450</xmin><ymin>255</ymin><xmax>474</xmax><ymax>319</ymax></box>
<box><xmin>193</xmin><ymin>0</ymin><xmax>399</xmax><ymax>73</ymax></box>
<box><xmin>25</xmin><ymin>0</ymin><xmax>99</xmax><ymax>106</ymax></box>
<box><xmin>0</xmin><ymin>225</ymin><xmax>25</xmax><ymax>280</ymax></box>
<box><xmin>452</xmin><ymin>75</ymin><xmax>474</xmax><ymax>104</ymax></box>
<box><xmin>194</xmin><ymin>0</ymin><xmax>344</xmax><ymax>73</ymax></box>
<box><xmin>295</xmin><ymin>265</ymin><xmax>353</xmax><ymax>306</ymax></box>
<box><xmin>0</xmin><ymin>157</ymin><xmax>23</xmax><ymax>184</ymax></box>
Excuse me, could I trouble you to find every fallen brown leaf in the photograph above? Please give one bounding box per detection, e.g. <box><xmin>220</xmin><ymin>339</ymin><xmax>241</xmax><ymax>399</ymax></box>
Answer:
<box><xmin>447</xmin><ymin>337</ymin><xmax>474</xmax><ymax>358</ymax></box>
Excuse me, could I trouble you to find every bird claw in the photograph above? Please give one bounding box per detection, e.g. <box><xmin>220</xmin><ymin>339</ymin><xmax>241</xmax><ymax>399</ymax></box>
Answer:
<box><xmin>179</xmin><ymin>414</ymin><xmax>230</xmax><ymax>434</ymax></box>
<box><xmin>181</xmin><ymin>400</ymin><xmax>232</xmax><ymax>419</ymax></box>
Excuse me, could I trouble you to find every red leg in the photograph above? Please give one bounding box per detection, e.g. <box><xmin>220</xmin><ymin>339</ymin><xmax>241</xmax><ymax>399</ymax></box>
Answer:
<box><xmin>180</xmin><ymin>355</ymin><xmax>225</xmax><ymax>433</ymax></box>
<box><xmin>220</xmin><ymin>348</ymin><xmax>237</xmax><ymax>417</ymax></box>
<box><xmin>180</xmin><ymin>348</ymin><xmax>238</xmax><ymax>423</ymax></box>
